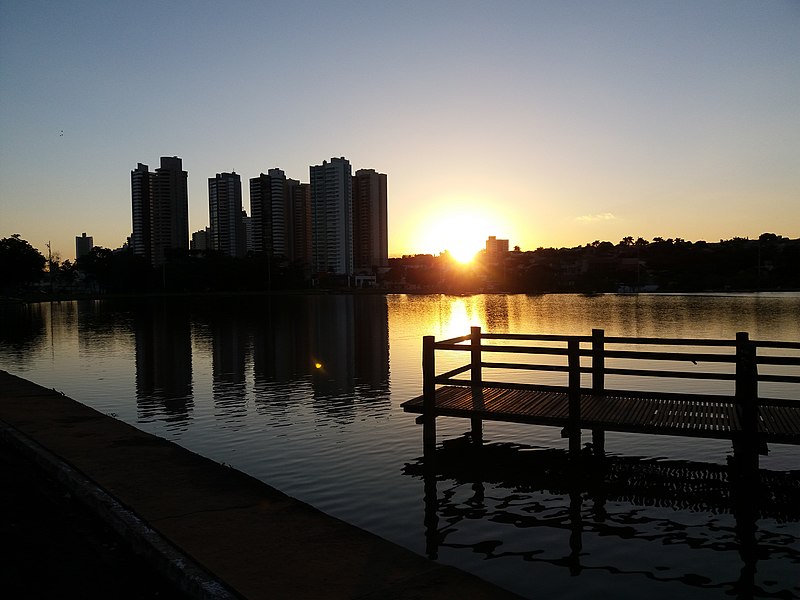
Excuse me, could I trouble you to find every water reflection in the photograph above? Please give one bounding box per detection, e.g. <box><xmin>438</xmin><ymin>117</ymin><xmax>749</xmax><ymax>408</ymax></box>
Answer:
<box><xmin>404</xmin><ymin>436</ymin><xmax>800</xmax><ymax>598</ymax></box>
<box><xmin>0</xmin><ymin>302</ymin><xmax>46</xmax><ymax>362</ymax></box>
<box><xmin>1</xmin><ymin>293</ymin><xmax>798</xmax><ymax>599</ymax></box>
<box><xmin>388</xmin><ymin>293</ymin><xmax>800</xmax><ymax>342</ymax></box>
<box><xmin>311</xmin><ymin>295</ymin><xmax>391</xmax><ymax>418</ymax></box>
<box><xmin>191</xmin><ymin>295</ymin><xmax>391</xmax><ymax>427</ymax></box>
<box><xmin>251</xmin><ymin>296</ymin><xmax>312</xmax><ymax>384</ymax></box>
<box><xmin>134</xmin><ymin>299</ymin><xmax>193</xmax><ymax>426</ymax></box>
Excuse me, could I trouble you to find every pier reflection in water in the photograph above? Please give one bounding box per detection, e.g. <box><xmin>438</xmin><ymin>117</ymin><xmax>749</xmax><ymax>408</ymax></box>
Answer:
<box><xmin>405</xmin><ymin>436</ymin><xmax>800</xmax><ymax>599</ymax></box>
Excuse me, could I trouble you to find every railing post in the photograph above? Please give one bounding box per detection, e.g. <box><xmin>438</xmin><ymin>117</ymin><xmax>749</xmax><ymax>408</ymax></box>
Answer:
<box><xmin>734</xmin><ymin>332</ymin><xmax>759</xmax><ymax>473</ymax></box>
<box><xmin>423</xmin><ymin>335</ymin><xmax>436</xmax><ymax>455</ymax></box>
<box><xmin>591</xmin><ymin>328</ymin><xmax>605</xmax><ymax>393</ymax></box>
<box><xmin>568</xmin><ymin>337</ymin><xmax>581</xmax><ymax>457</ymax></box>
<box><xmin>591</xmin><ymin>328</ymin><xmax>606</xmax><ymax>457</ymax></box>
<box><xmin>470</xmin><ymin>326</ymin><xmax>482</xmax><ymax>387</ymax></box>
<box><xmin>470</xmin><ymin>326</ymin><xmax>484</xmax><ymax>445</ymax></box>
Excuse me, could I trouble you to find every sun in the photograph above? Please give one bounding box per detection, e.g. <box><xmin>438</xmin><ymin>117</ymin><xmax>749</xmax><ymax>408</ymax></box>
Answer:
<box><xmin>435</xmin><ymin>213</ymin><xmax>485</xmax><ymax>263</ymax></box>
<box><xmin>416</xmin><ymin>204</ymin><xmax>506</xmax><ymax>263</ymax></box>
<box><xmin>446</xmin><ymin>232</ymin><xmax>481</xmax><ymax>263</ymax></box>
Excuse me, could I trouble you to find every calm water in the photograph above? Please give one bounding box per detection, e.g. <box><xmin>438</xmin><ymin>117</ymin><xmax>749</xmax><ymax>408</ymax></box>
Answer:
<box><xmin>1</xmin><ymin>293</ymin><xmax>799</xmax><ymax>599</ymax></box>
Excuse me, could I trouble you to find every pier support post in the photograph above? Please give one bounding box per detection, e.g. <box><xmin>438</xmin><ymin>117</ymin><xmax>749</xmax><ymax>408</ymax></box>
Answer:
<box><xmin>423</xmin><ymin>335</ymin><xmax>437</xmax><ymax>456</ymax></box>
<box><xmin>568</xmin><ymin>338</ymin><xmax>581</xmax><ymax>457</ymax></box>
<box><xmin>591</xmin><ymin>429</ymin><xmax>605</xmax><ymax>458</ymax></box>
<box><xmin>422</xmin><ymin>460</ymin><xmax>439</xmax><ymax>560</ymax></box>
<box><xmin>470</xmin><ymin>326</ymin><xmax>483</xmax><ymax>446</ymax></box>
<box><xmin>591</xmin><ymin>329</ymin><xmax>606</xmax><ymax>458</ymax></box>
<box><xmin>734</xmin><ymin>332</ymin><xmax>759</xmax><ymax>474</ymax></box>
<box><xmin>568</xmin><ymin>472</ymin><xmax>583</xmax><ymax>576</ymax></box>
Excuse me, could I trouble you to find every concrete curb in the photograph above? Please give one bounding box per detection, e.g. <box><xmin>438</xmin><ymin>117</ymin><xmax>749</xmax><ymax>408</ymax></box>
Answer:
<box><xmin>0</xmin><ymin>419</ymin><xmax>240</xmax><ymax>600</ymax></box>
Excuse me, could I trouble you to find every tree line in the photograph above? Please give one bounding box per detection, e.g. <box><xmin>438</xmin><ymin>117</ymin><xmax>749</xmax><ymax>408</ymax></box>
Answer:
<box><xmin>389</xmin><ymin>233</ymin><xmax>800</xmax><ymax>293</ymax></box>
<box><xmin>1</xmin><ymin>232</ymin><xmax>798</xmax><ymax>297</ymax></box>
<box><xmin>0</xmin><ymin>235</ymin><xmax>308</xmax><ymax>296</ymax></box>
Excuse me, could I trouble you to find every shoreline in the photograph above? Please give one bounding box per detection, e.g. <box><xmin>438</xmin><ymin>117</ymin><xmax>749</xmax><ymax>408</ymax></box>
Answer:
<box><xmin>4</xmin><ymin>287</ymin><xmax>799</xmax><ymax>305</ymax></box>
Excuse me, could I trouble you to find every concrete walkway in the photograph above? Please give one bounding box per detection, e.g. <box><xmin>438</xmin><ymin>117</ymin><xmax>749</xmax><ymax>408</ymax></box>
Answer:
<box><xmin>0</xmin><ymin>370</ymin><xmax>520</xmax><ymax>600</ymax></box>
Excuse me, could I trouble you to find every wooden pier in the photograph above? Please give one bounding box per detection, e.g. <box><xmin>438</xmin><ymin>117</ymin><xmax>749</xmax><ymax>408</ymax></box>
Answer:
<box><xmin>401</xmin><ymin>328</ymin><xmax>800</xmax><ymax>461</ymax></box>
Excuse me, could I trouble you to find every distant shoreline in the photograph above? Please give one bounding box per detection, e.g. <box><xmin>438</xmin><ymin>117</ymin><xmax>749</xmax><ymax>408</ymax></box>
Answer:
<box><xmin>4</xmin><ymin>287</ymin><xmax>799</xmax><ymax>305</ymax></box>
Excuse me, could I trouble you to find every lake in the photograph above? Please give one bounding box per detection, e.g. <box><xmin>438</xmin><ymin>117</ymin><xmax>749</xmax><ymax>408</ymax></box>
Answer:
<box><xmin>1</xmin><ymin>293</ymin><xmax>798</xmax><ymax>599</ymax></box>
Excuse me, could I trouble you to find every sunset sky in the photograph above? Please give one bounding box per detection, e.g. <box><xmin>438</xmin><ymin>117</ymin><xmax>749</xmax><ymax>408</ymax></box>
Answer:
<box><xmin>1</xmin><ymin>1</ymin><xmax>799</xmax><ymax>261</ymax></box>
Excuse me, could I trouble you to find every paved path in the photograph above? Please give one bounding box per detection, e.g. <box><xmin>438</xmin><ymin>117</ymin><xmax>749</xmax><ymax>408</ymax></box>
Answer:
<box><xmin>1</xmin><ymin>436</ymin><xmax>191</xmax><ymax>599</ymax></box>
<box><xmin>0</xmin><ymin>370</ymin><xmax>519</xmax><ymax>600</ymax></box>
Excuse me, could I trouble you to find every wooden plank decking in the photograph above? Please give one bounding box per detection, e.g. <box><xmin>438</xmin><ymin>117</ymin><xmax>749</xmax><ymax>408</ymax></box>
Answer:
<box><xmin>404</xmin><ymin>328</ymin><xmax>800</xmax><ymax>452</ymax></box>
<box><xmin>401</xmin><ymin>385</ymin><xmax>800</xmax><ymax>444</ymax></box>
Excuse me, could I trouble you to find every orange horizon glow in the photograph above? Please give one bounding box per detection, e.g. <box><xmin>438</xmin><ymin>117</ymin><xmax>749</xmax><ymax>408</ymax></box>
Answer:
<box><xmin>447</xmin><ymin>248</ymin><xmax>479</xmax><ymax>264</ymax></box>
<box><xmin>404</xmin><ymin>199</ymin><xmax>515</xmax><ymax>262</ymax></box>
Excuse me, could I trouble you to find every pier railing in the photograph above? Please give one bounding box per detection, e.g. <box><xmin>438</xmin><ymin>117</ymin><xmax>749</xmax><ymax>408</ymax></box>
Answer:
<box><xmin>424</xmin><ymin>327</ymin><xmax>800</xmax><ymax>408</ymax></box>
<box><xmin>412</xmin><ymin>327</ymin><xmax>800</xmax><ymax>456</ymax></box>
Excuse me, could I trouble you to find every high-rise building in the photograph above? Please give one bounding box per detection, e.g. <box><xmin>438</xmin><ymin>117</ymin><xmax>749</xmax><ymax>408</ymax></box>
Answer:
<box><xmin>131</xmin><ymin>163</ymin><xmax>153</xmax><ymax>264</ymax></box>
<box><xmin>352</xmin><ymin>169</ymin><xmax>388</xmax><ymax>272</ymax></box>
<box><xmin>208</xmin><ymin>172</ymin><xmax>246</xmax><ymax>258</ymax></box>
<box><xmin>75</xmin><ymin>232</ymin><xmax>93</xmax><ymax>259</ymax></box>
<box><xmin>191</xmin><ymin>227</ymin><xmax>212</xmax><ymax>252</ymax></box>
<box><xmin>131</xmin><ymin>157</ymin><xmax>189</xmax><ymax>266</ymax></box>
<box><xmin>250</xmin><ymin>168</ymin><xmax>288</xmax><ymax>257</ymax></box>
<box><xmin>310</xmin><ymin>157</ymin><xmax>353</xmax><ymax>276</ymax></box>
<box><xmin>287</xmin><ymin>178</ymin><xmax>312</xmax><ymax>267</ymax></box>
<box><xmin>152</xmin><ymin>157</ymin><xmax>189</xmax><ymax>264</ymax></box>
<box><xmin>242</xmin><ymin>211</ymin><xmax>253</xmax><ymax>255</ymax></box>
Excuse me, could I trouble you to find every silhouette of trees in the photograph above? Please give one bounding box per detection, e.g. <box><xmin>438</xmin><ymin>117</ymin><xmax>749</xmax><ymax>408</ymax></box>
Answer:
<box><xmin>0</xmin><ymin>234</ymin><xmax>46</xmax><ymax>292</ymax></box>
<box><xmin>619</xmin><ymin>236</ymin><xmax>634</xmax><ymax>246</ymax></box>
<box><xmin>387</xmin><ymin>233</ymin><xmax>799</xmax><ymax>294</ymax></box>
<box><xmin>6</xmin><ymin>231</ymin><xmax>796</xmax><ymax>298</ymax></box>
<box><xmin>76</xmin><ymin>247</ymin><xmax>152</xmax><ymax>292</ymax></box>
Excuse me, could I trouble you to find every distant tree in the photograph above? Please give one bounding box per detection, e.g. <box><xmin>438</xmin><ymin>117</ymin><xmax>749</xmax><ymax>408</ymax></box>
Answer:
<box><xmin>52</xmin><ymin>258</ymin><xmax>76</xmax><ymax>288</ymax></box>
<box><xmin>0</xmin><ymin>234</ymin><xmax>46</xmax><ymax>290</ymax></box>
<box><xmin>759</xmin><ymin>232</ymin><xmax>779</xmax><ymax>243</ymax></box>
<box><xmin>76</xmin><ymin>247</ymin><xmax>115</xmax><ymax>291</ymax></box>
<box><xmin>45</xmin><ymin>249</ymin><xmax>61</xmax><ymax>273</ymax></box>
<box><xmin>596</xmin><ymin>241</ymin><xmax>615</xmax><ymax>254</ymax></box>
<box><xmin>634</xmin><ymin>237</ymin><xmax>649</xmax><ymax>246</ymax></box>
<box><xmin>619</xmin><ymin>236</ymin><xmax>634</xmax><ymax>246</ymax></box>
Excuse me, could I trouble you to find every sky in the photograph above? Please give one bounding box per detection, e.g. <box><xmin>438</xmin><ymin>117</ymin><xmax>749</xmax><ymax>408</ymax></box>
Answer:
<box><xmin>1</xmin><ymin>1</ymin><xmax>799</xmax><ymax>262</ymax></box>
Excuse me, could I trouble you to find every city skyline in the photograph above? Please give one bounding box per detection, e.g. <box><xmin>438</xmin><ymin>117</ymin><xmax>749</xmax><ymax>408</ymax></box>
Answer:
<box><xmin>2</xmin><ymin>2</ymin><xmax>799</xmax><ymax>261</ymax></box>
<box><xmin>130</xmin><ymin>154</ymin><xmax>387</xmax><ymax>279</ymax></box>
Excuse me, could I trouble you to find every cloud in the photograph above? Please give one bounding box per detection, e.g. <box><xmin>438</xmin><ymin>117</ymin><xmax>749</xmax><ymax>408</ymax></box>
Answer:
<box><xmin>576</xmin><ymin>212</ymin><xmax>616</xmax><ymax>223</ymax></box>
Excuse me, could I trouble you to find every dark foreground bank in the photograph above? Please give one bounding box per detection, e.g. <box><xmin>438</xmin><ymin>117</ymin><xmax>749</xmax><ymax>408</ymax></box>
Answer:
<box><xmin>0</xmin><ymin>370</ymin><xmax>520</xmax><ymax>600</ymax></box>
<box><xmin>0</xmin><ymin>440</ymin><xmax>191</xmax><ymax>599</ymax></box>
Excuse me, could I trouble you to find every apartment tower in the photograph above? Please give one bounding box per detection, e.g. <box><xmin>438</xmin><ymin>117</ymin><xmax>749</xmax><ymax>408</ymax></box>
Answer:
<box><xmin>208</xmin><ymin>172</ymin><xmax>246</xmax><ymax>258</ymax></box>
<box><xmin>287</xmin><ymin>178</ymin><xmax>312</xmax><ymax>267</ymax></box>
<box><xmin>250</xmin><ymin>168</ymin><xmax>288</xmax><ymax>257</ymax></box>
<box><xmin>352</xmin><ymin>169</ymin><xmax>388</xmax><ymax>272</ymax></box>
<box><xmin>131</xmin><ymin>157</ymin><xmax>189</xmax><ymax>266</ymax></box>
<box><xmin>486</xmin><ymin>235</ymin><xmax>509</xmax><ymax>256</ymax></box>
<box><xmin>310</xmin><ymin>157</ymin><xmax>353</xmax><ymax>276</ymax></box>
<box><xmin>75</xmin><ymin>232</ymin><xmax>93</xmax><ymax>260</ymax></box>
<box><xmin>131</xmin><ymin>163</ymin><xmax>153</xmax><ymax>264</ymax></box>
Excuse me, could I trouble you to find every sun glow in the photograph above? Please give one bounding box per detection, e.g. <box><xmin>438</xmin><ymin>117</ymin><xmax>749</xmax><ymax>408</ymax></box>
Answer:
<box><xmin>415</xmin><ymin>202</ymin><xmax>509</xmax><ymax>263</ymax></box>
